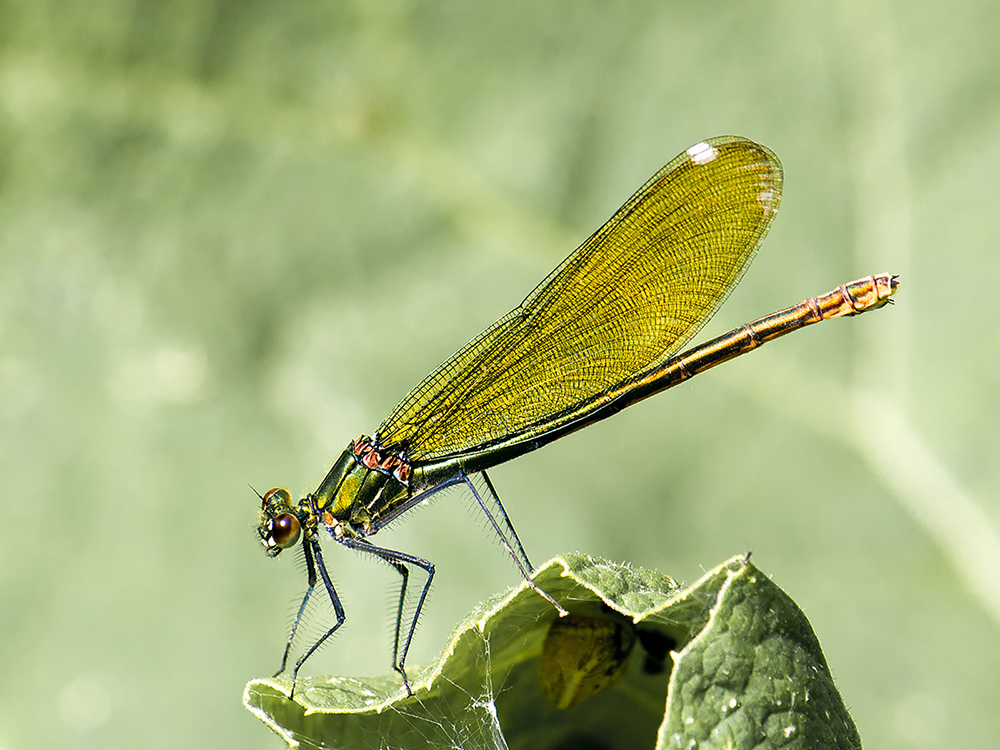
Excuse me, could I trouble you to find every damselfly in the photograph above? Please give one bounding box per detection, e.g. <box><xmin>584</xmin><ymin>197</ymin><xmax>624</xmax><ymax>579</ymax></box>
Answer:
<box><xmin>256</xmin><ymin>136</ymin><xmax>897</xmax><ymax>696</ymax></box>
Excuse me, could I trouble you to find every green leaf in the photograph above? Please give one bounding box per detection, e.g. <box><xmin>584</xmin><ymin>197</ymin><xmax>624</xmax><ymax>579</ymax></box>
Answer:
<box><xmin>244</xmin><ymin>554</ymin><xmax>861</xmax><ymax>750</ymax></box>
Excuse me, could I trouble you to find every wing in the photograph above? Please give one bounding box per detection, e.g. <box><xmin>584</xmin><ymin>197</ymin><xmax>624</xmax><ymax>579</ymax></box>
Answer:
<box><xmin>377</xmin><ymin>136</ymin><xmax>782</xmax><ymax>462</ymax></box>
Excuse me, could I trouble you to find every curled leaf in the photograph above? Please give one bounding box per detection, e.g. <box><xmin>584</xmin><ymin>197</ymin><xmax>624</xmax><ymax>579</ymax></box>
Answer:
<box><xmin>245</xmin><ymin>554</ymin><xmax>861</xmax><ymax>750</ymax></box>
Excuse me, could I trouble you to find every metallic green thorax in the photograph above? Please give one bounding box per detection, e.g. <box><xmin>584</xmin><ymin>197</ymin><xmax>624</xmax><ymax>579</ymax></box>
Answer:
<box><xmin>313</xmin><ymin>441</ymin><xmax>407</xmax><ymax>533</ymax></box>
<box><xmin>312</xmin><ymin>436</ymin><xmax>452</xmax><ymax>535</ymax></box>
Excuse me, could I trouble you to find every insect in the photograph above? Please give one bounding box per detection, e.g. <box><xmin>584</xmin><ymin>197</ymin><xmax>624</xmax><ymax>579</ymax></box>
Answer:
<box><xmin>257</xmin><ymin>136</ymin><xmax>897</xmax><ymax>696</ymax></box>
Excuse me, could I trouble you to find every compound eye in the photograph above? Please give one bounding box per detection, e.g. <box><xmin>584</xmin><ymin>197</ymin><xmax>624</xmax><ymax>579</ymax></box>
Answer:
<box><xmin>270</xmin><ymin>512</ymin><xmax>301</xmax><ymax>549</ymax></box>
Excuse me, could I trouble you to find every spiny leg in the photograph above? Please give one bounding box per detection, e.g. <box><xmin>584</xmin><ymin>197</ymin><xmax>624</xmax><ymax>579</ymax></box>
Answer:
<box><xmin>275</xmin><ymin>535</ymin><xmax>317</xmax><ymax>677</ymax></box>
<box><xmin>479</xmin><ymin>471</ymin><xmax>533</xmax><ymax>572</ymax></box>
<box><xmin>386</xmin><ymin>559</ymin><xmax>409</xmax><ymax>677</ymax></box>
<box><xmin>289</xmin><ymin>537</ymin><xmax>346</xmax><ymax>699</ymax></box>
<box><xmin>465</xmin><ymin>472</ymin><xmax>568</xmax><ymax>617</ymax></box>
<box><xmin>338</xmin><ymin>535</ymin><xmax>435</xmax><ymax>696</ymax></box>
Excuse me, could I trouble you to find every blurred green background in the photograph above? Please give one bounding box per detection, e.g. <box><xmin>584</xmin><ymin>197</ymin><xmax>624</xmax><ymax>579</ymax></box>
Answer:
<box><xmin>2</xmin><ymin>0</ymin><xmax>998</xmax><ymax>748</ymax></box>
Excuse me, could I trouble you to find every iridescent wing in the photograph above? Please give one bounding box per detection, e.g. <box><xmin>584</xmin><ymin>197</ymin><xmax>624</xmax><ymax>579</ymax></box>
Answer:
<box><xmin>377</xmin><ymin>136</ymin><xmax>782</xmax><ymax>462</ymax></box>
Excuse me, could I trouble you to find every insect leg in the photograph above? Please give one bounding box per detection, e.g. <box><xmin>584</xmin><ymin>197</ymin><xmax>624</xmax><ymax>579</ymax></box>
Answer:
<box><xmin>464</xmin><ymin>472</ymin><xmax>568</xmax><ymax>617</ymax></box>
<box><xmin>337</xmin><ymin>536</ymin><xmax>435</xmax><ymax>696</ymax></box>
<box><xmin>384</xmin><ymin>558</ymin><xmax>408</xmax><ymax>679</ymax></box>
<box><xmin>289</xmin><ymin>536</ymin><xmax>346</xmax><ymax>699</ymax></box>
<box><xmin>274</xmin><ymin>536</ymin><xmax>317</xmax><ymax>677</ymax></box>
<box><xmin>479</xmin><ymin>471</ymin><xmax>533</xmax><ymax>571</ymax></box>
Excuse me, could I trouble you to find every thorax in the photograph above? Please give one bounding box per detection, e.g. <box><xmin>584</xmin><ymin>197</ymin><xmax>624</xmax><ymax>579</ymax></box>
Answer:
<box><xmin>313</xmin><ymin>436</ymin><xmax>414</xmax><ymax>534</ymax></box>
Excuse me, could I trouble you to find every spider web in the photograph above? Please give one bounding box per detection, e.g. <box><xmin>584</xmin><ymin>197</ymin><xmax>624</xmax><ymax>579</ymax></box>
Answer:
<box><xmin>244</xmin><ymin>624</ymin><xmax>514</xmax><ymax>750</ymax></box>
